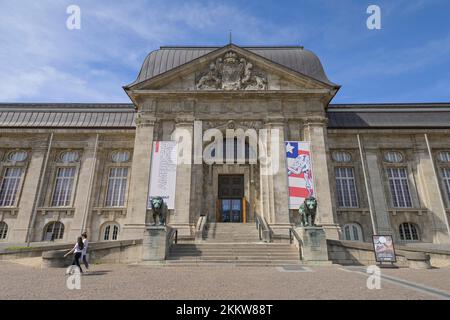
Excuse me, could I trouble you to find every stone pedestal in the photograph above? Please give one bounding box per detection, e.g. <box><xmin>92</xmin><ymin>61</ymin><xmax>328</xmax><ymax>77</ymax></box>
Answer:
<box><xmin>295</xmin><ymin>226</ymin><xmax>331</xmax><ymax>264</ymax></box>
<box><xmin>142</xmin><ymin>225</ymin><xmax>173</xmax><ymax>261</ymax></box>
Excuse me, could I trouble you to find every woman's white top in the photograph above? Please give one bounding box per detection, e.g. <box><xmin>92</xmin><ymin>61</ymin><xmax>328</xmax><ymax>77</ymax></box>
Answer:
<box><xmin>82</xmin><ymin>239</ymin><xmax>89</xmax><ymax>256</ymax></box>
<box><xmin>73</xmin><ymin>242</ymin><xmax>83</xmax><ymax>254</ymax></box>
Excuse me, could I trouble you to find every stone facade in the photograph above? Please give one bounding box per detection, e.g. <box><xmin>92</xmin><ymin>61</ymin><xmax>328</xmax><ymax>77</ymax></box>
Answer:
<box><xmin>1</xmin><ymin>44</ymin><xmax>450</xmax><ymax>246</ymax></box>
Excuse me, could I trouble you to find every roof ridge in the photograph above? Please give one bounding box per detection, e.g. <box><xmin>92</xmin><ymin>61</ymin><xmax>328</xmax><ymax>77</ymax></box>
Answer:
<box><xmin>159</xmin><ymin>45</ymin><xmax>305</xmax><ymax>49</ymax></box>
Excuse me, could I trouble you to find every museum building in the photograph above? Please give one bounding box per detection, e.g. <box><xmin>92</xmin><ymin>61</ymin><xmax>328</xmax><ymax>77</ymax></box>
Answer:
<box><xmin>1</xmin><ymin>44</ymin><xmax>450</xmax><ymax>245</ymax></box>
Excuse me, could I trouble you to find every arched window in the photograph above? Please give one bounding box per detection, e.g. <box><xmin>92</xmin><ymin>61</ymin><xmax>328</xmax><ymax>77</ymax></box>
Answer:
<box><xmin>8</xmin><ymin>151</ymin><xmax>28</xmax><ymax>162</ymax></box>
<box><xmin>102</xmin><ymin>223</ymin><xmax>119</xmax><ymax>241</ymax></box>
<box><xmin>60</xmin><ymin>151</ymin><xmax>79</xmax><ymax>163</ymax></box>
<box><xmin>438</xmin><ymin>151</ymin><xmax>450</xmax><ymax>163</ymax></box>
<box><xmin>342</xmin><ymin>223</ymin><xmax>363</xmax><ymax>241</ymax></box>
<box><xmin>111</xmin><ymin>151</ymin><xmax>130</xmax><ymax>163</ymax></box>
<box><xmin>399</xmin><ymin>222</ymin><xmax>420</xmax><ymax>241</ymax></box>
<box><xmin>43</xmin><ymin>221</ymin><xmax>65</xmax><ymax>241</ymax></box>
<box><xmin>332</xmin><ymin>151</ymin><xmax>352</xmax><ymax>163</ymax></box>
<box><xmin>0</xmin><ymin>222</ymin><xmax>8</xmax><ymax>240</ymax></box>
<box><xmin>384</xmin><ymin>151</ymin><xmax>404</xmax><ymax>163</ymax></box>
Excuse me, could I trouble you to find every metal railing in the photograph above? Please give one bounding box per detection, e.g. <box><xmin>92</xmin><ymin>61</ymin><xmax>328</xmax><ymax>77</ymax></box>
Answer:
<box><xmin>168</xmin><ymin>228</ymin><xmax>178</xmax><ymax>245</ymax></box>
<box><xmin>195</xmin><ymin>214</ymin><xmax>208</xmax><ymax>240</ymax></box>
<box><xmin>289</xmin><ymin>228</ymin><xmax>301</xmax><ymax>245</ymax></box>
<box><xmin>255</xmin><ymin>215</ymin><xmax>272</xmax><ymax>243</ymax></box>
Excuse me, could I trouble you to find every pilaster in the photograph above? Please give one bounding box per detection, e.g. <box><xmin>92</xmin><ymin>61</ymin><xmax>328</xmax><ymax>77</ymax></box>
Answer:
<box><xmin>122</xmin><ymin>116</ymin><xmax>156</xmax><ymax>240</ymax></box>
<box><xmin>364</xmin><ymin>148</ymin><xmax>393</xmax><ymax>236</ymax></box>
<box><xmin>303</xmin><ymin>116</ymin><xmax>339</xmax><ymax>239</ymax></box>
<box><xmin>68</xmin><ymin>135</ymin><xmax>98</xmax><ymax>240</ymax></box>
<box><xmin>415</xmin><ymin>136</ymin><xmax>450</xmax><ymax>244</ymax></box>
<box><xmin>10</xmin><ymin>144</ymin><xmax>47</xmax><ymax>242</ymax></box>
<box><xmin>171</xmin><ymin>115</ymin><xmax>194</xmax><ymax>237</ymax></box>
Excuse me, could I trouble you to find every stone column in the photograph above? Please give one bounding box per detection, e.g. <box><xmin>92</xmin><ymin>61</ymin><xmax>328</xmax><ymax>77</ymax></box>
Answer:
<box><xmin>303</xmin><ymin>117</ymin><xmax>340</xmax><ymax>239</ymax></box>
<box><xmin>170</xmin><ymin>116</ymin><xmax>194</xmax><ymax>237</ymax></box>
<box><xmin>415</xmin><ymin>136</ymin><xmax>450</xmax><ymax>244</ymax></box>
<box><xmin>68</xmin><ymin>135</ymin><xmax>98</xmax><ymax>240</ymax></box>
<box><xmin>259</xmin><ymin>119</ymin><xmax>291</xmax><ymax>238</ymax></box>
<box><xmin>364</xmin><ymin>148</ymin><xmax>393</xmax><ymax>236</ymax></box>
<box><xmin>270</xmin><ymin>121</ymin><xmax>290</xmax><ymax>224</ymax></box>
<box><xmin>10</xmin><ymin>144</ymin><xmax>47</xmax><ymax>242</ymax></box>
<box><xmin>122</xmin><ymin>116</ymin><xmax>156</xmax><ymax>240</ymax></box>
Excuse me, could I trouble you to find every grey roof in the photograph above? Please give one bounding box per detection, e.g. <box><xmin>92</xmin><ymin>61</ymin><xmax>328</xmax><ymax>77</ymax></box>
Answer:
<box><xmin>327</xmin><ymin>103</ymin><xmax>450</xmax><ymax>128</ymax></box>
<box><xmin>2</xmin><ymin>103</ymin><xmax>450</xmax><ymax>129</ymax></box>
<box><xmin>127</xmin><ymin>45</ymin><xmax>337</xmax><ymax>87</ymax></box>
<box><xmin>0</xmin><ymin>103</ymin><xmax>135</xmax><ymax>128</ymax></box>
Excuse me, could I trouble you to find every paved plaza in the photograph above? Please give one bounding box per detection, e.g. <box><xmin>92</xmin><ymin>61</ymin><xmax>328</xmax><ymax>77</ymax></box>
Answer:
<box><xmin>1</xmin><ymin>259</ymin><xmax>450</xmax><ymax>300</ymax></box>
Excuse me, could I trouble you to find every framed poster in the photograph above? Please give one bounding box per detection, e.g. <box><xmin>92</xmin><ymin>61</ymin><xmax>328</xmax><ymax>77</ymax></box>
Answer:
<box><xmin>372</xmin><ymin>235</ymin><xmax>396</xmax><ymax>263</ymax></box>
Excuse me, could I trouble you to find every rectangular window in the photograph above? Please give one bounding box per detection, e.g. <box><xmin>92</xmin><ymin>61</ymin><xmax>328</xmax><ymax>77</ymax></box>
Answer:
<box><xmin>387</xmin><ymin>167</ymin><xmax>412</xmax><ymax>208</ymax></box>
<box><xmin>442</xmin><ymin>168</ymin><xmax>450</xmax><ymax>203</ymax></box>
<box><xmin>0</xmin><ymin>168</ymin><xmax>23</xmax><ymax>206</ymax></box>
<box><xmin>105</xmin><ymin>167</ymin><xmax>128</xmax><ymax>207</ymax></box>
<box><xmin>335</xmin><ymin>167</ymin><xmax>358</xmax><ymax>208</ymax></box>
<box><xmin>51</xmin><ymin>167</ymin><xmax>76</xmax><ymax>207</ymax></box>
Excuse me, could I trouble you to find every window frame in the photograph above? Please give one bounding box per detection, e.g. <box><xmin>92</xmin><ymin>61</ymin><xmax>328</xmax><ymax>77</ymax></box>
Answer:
<box><xmin>381</xmin><ymin>150</ymin><xmax>418</xmax><ymax>209</ymax></box>
<box><xmin>334</xmin><ymin>166</ymin><xmax>359</xmax><ymax>208</ymax></box>
<box><xmin>101</xmin><ymin>222</ymin><xmax>120</xmax><ymax>241</ymax></box>
<box><xmin>342</xmin><ymin>223</ymin><xmax>364</xmax><ymax>241</ymax></box>
<box><xmin>104</xmin><ymin>166</ymin><xmax>129</xmax><ymax>208</ymax></box>
<box><xmin>43</xmin><ymin>221</ymin><xmax>65</xmax><ymax>241</ymax></box>
<box><xmin>385</xmin><ymin>166</ymin><xmax>413</xmax><ymax>208</ymax></box>
<box><xmin>437</xmin><ymin>151</ymin><xmax>450</xmax><ymax>207</ymax></box>
<box><xmin>0</xmin><ymin>221</ymin><xmax>8</xmax><ymax>240</ymax></box>
<box><xmin>0</xmin><ymin>150</ymin><xmax>29</xmax><ymax>208</ymax></box>
<box><xmin>399</xmin><ymin>222</ymin><xmax>420</xmax><ymax>242</ymax></box>
<box><xmin>49</xmin><ymin>165</ymin><xmax>78</xmax><ymax>208</ymax></box>
<box><xmin>441</xmin><ymin>167</ymin><xmax>450</xmax><ymax>207</ymax></box>
<box><xmin>100</xmin><ymin>153</ymin><xmax>131</xmax><ymax>208</ymax></box>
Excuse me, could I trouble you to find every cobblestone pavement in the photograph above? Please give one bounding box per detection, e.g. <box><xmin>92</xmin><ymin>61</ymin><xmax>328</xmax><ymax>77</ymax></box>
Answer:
<box><xmin>1</xmin><ymin>260</ymin><xmax>449</xmax><ymax>300</ymax></box>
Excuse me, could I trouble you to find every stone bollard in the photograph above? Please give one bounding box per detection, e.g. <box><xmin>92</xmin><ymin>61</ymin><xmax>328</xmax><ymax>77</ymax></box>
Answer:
<box><xmin>41</xmin><ymin>249</ymin><xmax>72</xmax><ymax>268</ymax></box>
<box><xmin>142</xmin><ymin>225</ymin><xmax>173</xmax><ymax>261</ymax></box>
<box><xmin>404</xmin><ymin>251</ymin><xmax>432</xmax><ymax>269</ymax></box>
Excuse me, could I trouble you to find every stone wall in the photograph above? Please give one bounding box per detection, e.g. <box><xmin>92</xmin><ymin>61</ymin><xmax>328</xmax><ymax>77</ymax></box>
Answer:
<box><xmin>327</xmin><ymin>239</ymin><xmax>450</xmax><ymax>268</ymax></box>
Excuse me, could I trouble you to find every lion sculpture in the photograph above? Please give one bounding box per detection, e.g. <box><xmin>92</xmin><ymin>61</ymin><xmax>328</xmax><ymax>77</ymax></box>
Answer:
<box><xmin>298</xmin><ymin>196</ymin><xmax>318</xmax><ymax>227</ymax></box>
<box><xmin>150</xmin><ymin>196</ymin><xmax>166</xmax><ymax>226</ymax></box>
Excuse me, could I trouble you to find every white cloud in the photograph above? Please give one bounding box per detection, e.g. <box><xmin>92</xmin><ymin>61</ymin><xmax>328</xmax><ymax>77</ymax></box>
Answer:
<box><xmin>0</xmin><ymin>0</ymin><xmax>308</xmax><ymax>102</ymax></box>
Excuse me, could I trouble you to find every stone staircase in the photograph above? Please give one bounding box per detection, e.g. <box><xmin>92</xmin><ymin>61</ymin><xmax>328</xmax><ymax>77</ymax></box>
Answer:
<box><xmin>203</xmin><ymin>223</ymin><xmax>262</xmax><ymax>243</ymax></box>
<box><xmin>167</xmin><ymin>223</ymin><xmax>301</xmax><ymax>266</ymax></box>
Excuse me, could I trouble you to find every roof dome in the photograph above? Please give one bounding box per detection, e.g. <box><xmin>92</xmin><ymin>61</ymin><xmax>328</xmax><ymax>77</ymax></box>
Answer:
<box><xmin>127</xmin><ymin>44</ymin><xmax>337</xmax><ymax>87</ymax></box>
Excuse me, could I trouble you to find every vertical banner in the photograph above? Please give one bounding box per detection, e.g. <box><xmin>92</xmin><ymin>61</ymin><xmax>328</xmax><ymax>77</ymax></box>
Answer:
<box><xmin>285</xmin><ymin>141</ymin><xmax>315</xmax><ymax>209</ymax></box>
<box><xmin>148</xmin><ymin>141</ymin><xmax>178</xmax><ymax>210</ymax></box>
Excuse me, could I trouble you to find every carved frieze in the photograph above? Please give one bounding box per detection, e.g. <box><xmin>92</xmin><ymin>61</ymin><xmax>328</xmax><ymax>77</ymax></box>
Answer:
<box><xmin>196</xmin><ymin>51</ymin><xmax>267</xmax><ymax>91</ymax></box>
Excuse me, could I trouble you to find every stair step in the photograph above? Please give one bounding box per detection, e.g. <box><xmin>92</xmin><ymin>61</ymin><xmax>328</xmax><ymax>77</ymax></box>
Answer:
<box><xmin>168</xmin><ymin>223</ymin><xmax>298</xmax><ymax>264</ymax></box>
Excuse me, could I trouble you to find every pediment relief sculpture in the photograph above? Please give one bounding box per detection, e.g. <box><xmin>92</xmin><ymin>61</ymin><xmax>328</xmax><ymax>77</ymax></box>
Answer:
<box><xmin>196</xmin><ymin>51</ymin><xmax>267</xmax><ymax>91</ymax></box>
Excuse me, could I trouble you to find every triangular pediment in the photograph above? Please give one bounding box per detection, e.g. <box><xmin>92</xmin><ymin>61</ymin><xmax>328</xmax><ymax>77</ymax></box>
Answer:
<box><xmin>126</xmin><ymin>44</ymin><xmax>338</xmax><ymax>92</ymax></box>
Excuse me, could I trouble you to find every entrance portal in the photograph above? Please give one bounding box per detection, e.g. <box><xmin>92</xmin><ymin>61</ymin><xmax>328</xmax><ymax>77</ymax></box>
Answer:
<box><xmin>218</xmin><ymin>175</ymin><xmax>245</xmax><ymax>222</ymax></box>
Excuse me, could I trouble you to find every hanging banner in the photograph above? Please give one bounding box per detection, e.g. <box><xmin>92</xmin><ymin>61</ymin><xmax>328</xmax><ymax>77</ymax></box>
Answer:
<box><xmin>148</xmin><ymin>141</ymin><xmax>178</xmax><ymax>210</ymax></box>
<box><xmin>285</xmin><ymin>141</ymin><xmax>315</xmax><ymax>210</ymax></box>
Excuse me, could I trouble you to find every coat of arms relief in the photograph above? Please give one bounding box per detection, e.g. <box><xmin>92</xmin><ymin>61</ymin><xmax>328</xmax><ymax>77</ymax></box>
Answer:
<box><xmin>196</xmin><ymin>51</ymin><xmax>267</xmax><ymax>90</ymax></box>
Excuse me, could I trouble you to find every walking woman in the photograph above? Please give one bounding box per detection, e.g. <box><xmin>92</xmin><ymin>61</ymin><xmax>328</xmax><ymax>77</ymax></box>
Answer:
<box><xmin>81</xmin><ymin>232</ymin><xmax>89</xmax><ymax>272</ymax></box>
<box><xmin>64</xmin><ymin>236</ymin><xmax>84</xmax><ymax>273</ymax></box>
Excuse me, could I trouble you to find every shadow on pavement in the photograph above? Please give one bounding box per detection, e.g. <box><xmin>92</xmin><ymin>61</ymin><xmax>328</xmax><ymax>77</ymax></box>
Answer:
<box><xmin>81</xmin><ymin>270</ymin><xmax>111</xmax><ymax>276</ymax></box>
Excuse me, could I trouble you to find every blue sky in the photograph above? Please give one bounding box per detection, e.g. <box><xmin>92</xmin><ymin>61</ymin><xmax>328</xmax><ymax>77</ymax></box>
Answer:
<box><xmin>1</xmin><ymin>0</ymin><xmax>449</xmax><ymax>104</ymax></box>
